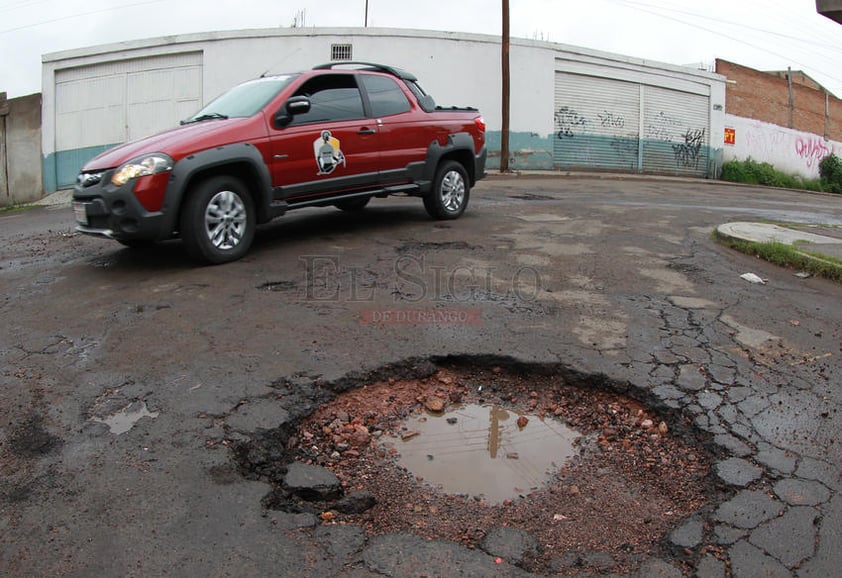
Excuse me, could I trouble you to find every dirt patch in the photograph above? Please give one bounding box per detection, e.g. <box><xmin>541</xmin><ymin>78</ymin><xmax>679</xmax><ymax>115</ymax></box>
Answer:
<box><xmin>396</xmin><ymin>240</ymin><xmax>480</xmax><ymax>253</ymax></box>
<box><xmin>6</xmin><ymin>414</ymin><xmax>63</xmax><ymax>458</ymax></box>
<box><xmin>284</xmin><ymin>363</ymin><xmax>713</xmax><ymax>575</ymax></box>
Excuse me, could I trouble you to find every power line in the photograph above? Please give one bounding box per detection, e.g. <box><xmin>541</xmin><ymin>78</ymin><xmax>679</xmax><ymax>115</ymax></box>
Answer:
<box><xmin>616</xmin><ymin>0</ymin><xmax>842</xmax><ymax>56</ymax></box>
<box><xmin>605</xmin><ymin>0</ymin><xmax>842</xmax><ymax>92</ymax></box>
<box><xmin>0</xmin><ymin>0</ymin><xmax>166</xmax><ymax>34</ymax></box>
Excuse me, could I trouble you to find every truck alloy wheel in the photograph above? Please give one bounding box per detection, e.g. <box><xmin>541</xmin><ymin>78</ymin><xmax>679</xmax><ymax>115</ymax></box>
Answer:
<box><xmin>180</xmin><ymin>176</ymin><xmax>256</xmax><ymax>264</ymax></box>
<box><xmin>205</xmin><ymin>190</ymin><xmax>248</xmax><ymax>250</ymax></box>
<box><xmin>424</xmin><ymin>160</ymin><xmax>470</xmax><ymax>219</ymax></box>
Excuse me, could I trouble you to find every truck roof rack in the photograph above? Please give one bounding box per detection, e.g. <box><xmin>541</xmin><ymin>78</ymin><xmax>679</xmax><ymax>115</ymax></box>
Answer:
<box><xmin>312</xmin><ymin>61</ymin><xmax>417</xmax><ymax>82</ymax></box>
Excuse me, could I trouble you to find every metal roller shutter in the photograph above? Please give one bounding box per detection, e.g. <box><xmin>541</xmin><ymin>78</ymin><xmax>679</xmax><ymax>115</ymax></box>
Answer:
<box><xmin>642</xmin><ymin>85</ymin><xmax>710</xmax><ymax>177</ymax></box>
<box><xmin>55</xmin><ymin>52</ymin><xmax>203</xmax><ymax>149</ymax></box>
<box><xmin>553</xmin><ymin>72</ymin><xmax>641</xmax><ymax>171</ymax></box>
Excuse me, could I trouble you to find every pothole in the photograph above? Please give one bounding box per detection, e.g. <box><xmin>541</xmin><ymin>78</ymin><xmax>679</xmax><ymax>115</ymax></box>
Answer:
<box><xmin>238</xmin><ymin>361</ymin><xmax>714</xmax><ymax>576</ymax></box>
<box><xmin>90</xmin><ymin>400</ymin><xmax>159</xmax><ymax>434</ymax></box>
<box><xmin>385</xmin><ymin>403</ymin><xmax>580</xmax><ymax>504</ymax></box>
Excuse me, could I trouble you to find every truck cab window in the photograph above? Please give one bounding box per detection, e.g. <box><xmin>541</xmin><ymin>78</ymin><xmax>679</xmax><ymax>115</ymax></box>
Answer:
<box><xmin>291</xmin><ymin>74</ymin><xmax>365</xmax><ymax>124</ymax></box>
<box><xmin>360</xmin><ymin>75</ymin><xmax>411</xmax><ymax>117</ymax></box>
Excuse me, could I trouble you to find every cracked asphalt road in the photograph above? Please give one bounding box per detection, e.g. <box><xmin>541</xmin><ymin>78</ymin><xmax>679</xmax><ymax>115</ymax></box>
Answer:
<box><xmin>1</xmin><ymin>175</ymin><xmax>840</xmax><ymax>577</ymax></box>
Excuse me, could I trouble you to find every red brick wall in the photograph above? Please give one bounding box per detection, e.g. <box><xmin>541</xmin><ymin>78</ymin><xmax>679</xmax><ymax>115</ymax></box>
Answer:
<box><xmin>716</xmin><ymin>59</ymin><xmax>841</xmax><ymax>141</ymax></box>
<box><xmin>766</xmin><ymin>70</ymin><xmax>824</xmax><ymax>91</ymax></box>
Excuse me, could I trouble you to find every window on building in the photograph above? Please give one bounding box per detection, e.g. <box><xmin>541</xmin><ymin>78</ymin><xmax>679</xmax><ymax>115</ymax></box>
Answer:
<box><xmin>331</xmin><ymin>44</ymin><xmax>353</xmax><ymax>61</ymax></box>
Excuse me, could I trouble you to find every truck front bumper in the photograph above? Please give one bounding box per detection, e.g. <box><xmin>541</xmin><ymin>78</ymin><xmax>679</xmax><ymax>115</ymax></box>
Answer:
<box><xmin>72</xmin><ymin>171</ymin><xmax>169</xmax><ymax>242</ymax></box>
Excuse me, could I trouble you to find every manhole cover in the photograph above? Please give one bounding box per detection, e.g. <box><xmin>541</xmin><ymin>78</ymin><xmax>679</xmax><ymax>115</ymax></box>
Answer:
<box><xmin>265</xmin><ymin>362</ymin><xmax>711</xmax><ymax>575</ymax></box>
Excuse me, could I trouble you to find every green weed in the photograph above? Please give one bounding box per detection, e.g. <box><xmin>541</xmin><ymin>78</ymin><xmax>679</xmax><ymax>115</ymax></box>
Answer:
<box><xmin>720</xmin><ymin>157</ymin><xmax>836</xmax><ymax>193</ymax></box>
<box><xmin>715</xmin><ymin>235</ymin><xmax>842</xmax><ymax>283</ymax></box>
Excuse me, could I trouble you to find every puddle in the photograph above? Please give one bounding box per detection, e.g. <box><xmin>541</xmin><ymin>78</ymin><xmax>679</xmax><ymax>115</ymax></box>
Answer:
<box><xmin>91</xmin><ymin>400</ymin><xmax>159</xmax><ymax>435</ymax></box>
<box><xmin>385</xmin><ymin>404</ymin><xmax>580</xmax><ymax>503</ymax></box>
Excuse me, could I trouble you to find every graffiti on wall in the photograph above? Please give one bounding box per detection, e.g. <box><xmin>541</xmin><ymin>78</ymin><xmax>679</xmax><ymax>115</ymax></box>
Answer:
<box><xmin>552</xmin><ymin>104</ymin><xmax>711</xmax><ymax>173</ymax></box>
<box><xmin>672</xmin><ymin>129</ymin><xmax>706</xmax><ymax>169</ymax></box>
<box><xmin>742</xmin><ymin>128</ymin><xmax>787</xmax><ymax>158</ymax></box>
<box><xmin>646</xmin><ymin>112</ymin><xmax>681</xmax><ymax>142</ymax></box>
<box><xmin>598</xmin><ymin>111</ymin><xmax>625</xmax><ymax>129</ymax></box>
<box><xmin>721</xmin><ymin>116</ymin><xmax>842</xmax><ymax>178</ymax></box>
<box><xmin>794</xmin><ymin>136</ymin><xmax>832</xmax><ymax>169</ymax></box>
<box><xmin>555</xmin><ymin>106</ymin><xmax>588</xmax><ymax>139</ymax></box>
<box><xmin>610</xmin><ymin>136</ymin><xmax>639</xmax><ymax>159</ymax></box>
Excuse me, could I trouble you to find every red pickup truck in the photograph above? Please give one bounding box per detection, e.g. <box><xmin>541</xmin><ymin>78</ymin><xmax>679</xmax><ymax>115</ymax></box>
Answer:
<box><xmin>72</xmin><ymin>62</ymin><xmax>487</xmax><ymax>263</ymax></box>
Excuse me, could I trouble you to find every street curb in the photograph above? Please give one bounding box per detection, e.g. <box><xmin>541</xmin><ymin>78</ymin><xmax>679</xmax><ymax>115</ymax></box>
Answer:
<box><xmin>714</xmin><ymin>223</ymin><xmax>842</xmax><ymax>282</ymax></box>
<box><xmin>485</xmin><ymin>170</ymin><xmax>842</xmax><ymax>198</ymax></box>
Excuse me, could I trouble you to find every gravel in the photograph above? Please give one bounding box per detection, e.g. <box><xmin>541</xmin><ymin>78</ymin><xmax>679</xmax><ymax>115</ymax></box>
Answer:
<box><xmin>286</xmin><ymin>364</ymin><xmax>713</xmax><ymax>575</ymax></box>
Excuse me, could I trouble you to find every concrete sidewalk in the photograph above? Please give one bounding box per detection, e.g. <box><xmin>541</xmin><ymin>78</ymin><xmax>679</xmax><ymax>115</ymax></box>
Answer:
<box><xmin>716</xmin><ymin>221</ymin><xmax>842</xmax><ymax>262</ymax></box>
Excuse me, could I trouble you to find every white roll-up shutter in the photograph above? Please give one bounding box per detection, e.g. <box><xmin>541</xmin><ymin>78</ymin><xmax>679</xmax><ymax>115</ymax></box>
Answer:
<box><xmin>553</xmin><ymin>72</ymin><xmax>641</xmax><ymax>171</ymax></box>
<box><xmin>55</xmin><ymin>52</ymin><xmax>203</xmax><ymax>151</ymax></box>
<box><xmin>55</xmin><ymin>70</ymin><xmax>127</xmax><ymax>151</ymax></box>
<box><xmin>642</xmin><ymin>86</ymin><xmax>710</xmax><ymax>177</ymax></box>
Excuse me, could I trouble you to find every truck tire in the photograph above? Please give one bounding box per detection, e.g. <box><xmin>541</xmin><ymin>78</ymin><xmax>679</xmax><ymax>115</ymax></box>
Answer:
<box><xmin>424</xmin><ymin>160</ymin><xmax>469</xmax><ymax>220</ymax></box>
<box><xmin>180</xmin><ymin>175</ymin><xmax>255</xmax><ymax>264</ymax></box>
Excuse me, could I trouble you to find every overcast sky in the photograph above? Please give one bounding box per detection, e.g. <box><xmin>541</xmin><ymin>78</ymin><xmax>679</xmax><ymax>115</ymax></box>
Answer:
<box><xmin>2</xmin><ymin>0</ymin><xmax>841</xmax><ymax>99</ymax></box>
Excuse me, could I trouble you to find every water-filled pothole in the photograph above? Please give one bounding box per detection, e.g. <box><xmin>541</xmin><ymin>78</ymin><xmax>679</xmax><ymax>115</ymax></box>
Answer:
<box><xmin>91</xmin><ymin>400</ymin><xmax>159</xmax><ymax>435</ymax></box>
<box><xmin>386</xmin><ymin>404</ymin><xmax>580</xmax><ymax>503</ymax></box>
<box><xmin>248</xmin><ymin>361</ymin><xmax>712</xmax><ymax>575</ymax></box>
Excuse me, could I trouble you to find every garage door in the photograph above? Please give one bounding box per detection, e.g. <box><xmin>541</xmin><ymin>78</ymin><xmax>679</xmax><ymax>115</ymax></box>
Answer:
<box><xmin>642</xmin><ymin>85</ymin><xmax>710</xmax><ymax>176</ymax></box>
<box><xmin>553</xmin><ymin>70</ymin><xmax>711</xmax><ymax>177</ymax></box>
<box><xmin>53</xmin><ymin>52</ymin><xmax>202</xmax><ymax>187</ymax></box>
<box><xmin>553</xmin><ymin>72</ymin><xmax>641</xmax><ymax>172</ymax></box>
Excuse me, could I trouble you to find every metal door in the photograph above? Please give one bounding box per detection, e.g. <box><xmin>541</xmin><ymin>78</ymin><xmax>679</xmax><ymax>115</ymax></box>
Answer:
<box><xmin>642</xmin><ymin>85</ymin><xmax>710</xmax><ymax>177</ymax></box>
<box><xmin>553</xmin><ymin>72</ymin><xmax>641</xmax><ymax>171</ymax></box>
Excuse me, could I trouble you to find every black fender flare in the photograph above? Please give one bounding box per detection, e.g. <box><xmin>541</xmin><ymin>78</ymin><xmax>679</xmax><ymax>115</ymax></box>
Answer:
<box><xmin>414</xmin><ymin>132</ymin><xmax>477</xmax><ymax>193</ymax></box>
<box><xmin>159</xmin><ymin>142</ymin><xmax>273</xmax><ymax>234</ymax></box>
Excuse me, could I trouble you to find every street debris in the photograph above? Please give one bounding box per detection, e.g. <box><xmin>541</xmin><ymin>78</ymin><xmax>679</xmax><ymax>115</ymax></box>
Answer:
<box><xmin>740</xmin><ymin>272</ymin><xmax>767</xmax><ymax>284</ymax></box>
<box><xmin>790</xmin><ymin>352</ymin><xmax>833</xmax><ymax>366</ymax></box>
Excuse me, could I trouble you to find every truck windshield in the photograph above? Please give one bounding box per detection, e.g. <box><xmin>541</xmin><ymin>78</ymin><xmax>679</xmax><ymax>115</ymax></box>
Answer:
<box><xmin>181</xmin><ymin>75</ymin><xmax>298</xmax><ymax>124</ymax></box>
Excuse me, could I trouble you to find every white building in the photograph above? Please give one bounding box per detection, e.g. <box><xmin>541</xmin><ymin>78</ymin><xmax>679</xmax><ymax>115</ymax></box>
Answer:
<box><xmin>41</xmin><ymin>27</ymin><xmax>726</xmax><ymax>192</ymax></box>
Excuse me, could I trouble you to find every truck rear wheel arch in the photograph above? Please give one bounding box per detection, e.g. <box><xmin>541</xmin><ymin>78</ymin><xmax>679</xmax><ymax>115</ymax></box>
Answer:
<box><xmin>419</xmin><ymin>133</ymin><xmax>476</xmax><ymax>191</ymax></box>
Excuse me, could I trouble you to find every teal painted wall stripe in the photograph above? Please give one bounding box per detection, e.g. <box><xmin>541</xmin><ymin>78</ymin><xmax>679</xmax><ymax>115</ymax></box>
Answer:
<box><xmin>42</xmin><ymin>143</ymin><xmax>119</xmax><ymax>192</ymax></box>
<box><xmin>486</xmin><ymin>131</ymin><xmax>555</xmax><ymax>170</ymax></box>
<box><xmin>43</xmin><ymin>136</ymin><xmax>722</xmax><ymax>193</ymax></box>
<box><xmin>42</xmin><ymin>153</ymin><xmax>58</xmax><ymax>194</ymax></box>
<box><xmin>486</xmin><ymin>131</ymin><xmax>721</xmax><ymax>177</ymax></box>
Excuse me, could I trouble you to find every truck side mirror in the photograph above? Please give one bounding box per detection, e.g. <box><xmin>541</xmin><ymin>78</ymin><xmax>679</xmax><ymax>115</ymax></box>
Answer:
<box><xmin>274</xmin><ymin>96</ymin><xmax>311</xmax><ymax>128</ymax></box>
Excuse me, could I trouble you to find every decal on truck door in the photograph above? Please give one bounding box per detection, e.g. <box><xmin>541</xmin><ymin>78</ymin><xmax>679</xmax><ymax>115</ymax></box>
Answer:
<box><xmin>314</xmin><ymin>130</ymin><xmax>346</xmax><ymax>175</ymax></box>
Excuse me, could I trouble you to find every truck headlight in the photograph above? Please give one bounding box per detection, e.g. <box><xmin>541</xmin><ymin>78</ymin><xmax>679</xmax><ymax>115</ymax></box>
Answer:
<box><xmin>111</xmin><ymin>154</ymin><xmax>174</xmax><ymax>187</ymax></box>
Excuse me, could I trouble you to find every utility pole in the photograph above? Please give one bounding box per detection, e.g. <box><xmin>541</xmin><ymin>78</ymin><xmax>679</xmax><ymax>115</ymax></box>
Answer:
<box><xmin>787</xmin><ymin>66</ymin><xmax>794</xmax><ymax>129</ymax></box>
<box><xmin>365</xmin><ymin>0</ymin><xmax>369</xmax><ymax>27</ymax></box>
<box><xmin>500</xmin><ymin>0</ymin><xmax>511</xmax><ymax>172</ymax></box>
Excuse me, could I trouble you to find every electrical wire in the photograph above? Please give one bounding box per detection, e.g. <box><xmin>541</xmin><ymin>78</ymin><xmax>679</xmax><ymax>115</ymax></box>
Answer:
<box><xmin>0</xmin><ymin>0</ymin><xmax>166</xmax><ymax>34</ymax></box>
<box><xmin>616</xmin><ymin>0</ymin><xmax>842</xmax><ymax>56</ymax></box>
<box><xmin>604</xmin><ymin>0</ymin><xmax>842</xmax><ymax>94</ymax></box>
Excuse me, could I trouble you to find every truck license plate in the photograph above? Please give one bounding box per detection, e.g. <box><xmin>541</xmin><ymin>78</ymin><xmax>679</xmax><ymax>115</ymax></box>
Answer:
<box><xmin>73</xmin><ymin>202</ymin><xmax>88</xmax><ymax>226</ymax></box>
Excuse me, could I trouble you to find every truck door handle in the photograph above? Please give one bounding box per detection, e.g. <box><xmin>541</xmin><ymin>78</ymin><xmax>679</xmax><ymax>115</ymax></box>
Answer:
<box><xmin>357</xmin><ymin>128</ymin><xmax>376</xmax><ymax>135</ymax></box>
